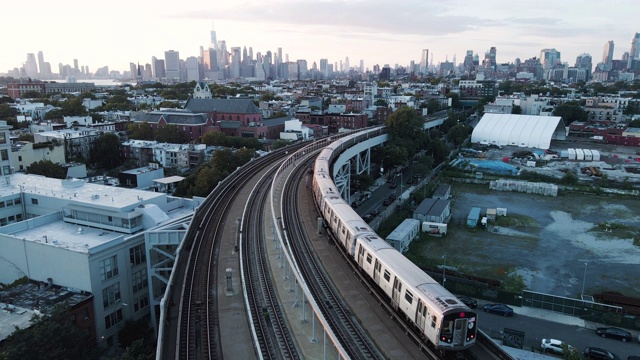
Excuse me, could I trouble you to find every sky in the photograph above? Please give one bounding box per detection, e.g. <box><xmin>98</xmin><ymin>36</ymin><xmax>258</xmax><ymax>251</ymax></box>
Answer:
<box><xmin>3</xmin><ymin>0</ymin><xmax>640</xmax><ymax>75</ymax></box>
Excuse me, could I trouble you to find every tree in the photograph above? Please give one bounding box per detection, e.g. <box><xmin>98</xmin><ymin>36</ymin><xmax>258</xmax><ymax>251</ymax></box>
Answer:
<box><xmin>446</xmin><ymin>92</ymin><xmax>461</xmax><ymax>109</ymax></box>
<box><xmin>128</xmin><ymin>122</ymin><xmax>154</xmax><ymax>140</ymax></box>
<box><xmin>0</xmin><ymin>304</ymin><xmax>103</xmax><ymax>360</ymax></box>
<box><xmin>553</xmin><ymin>102</ymin><xmax>588</xmax><ymax>125</ymax></box>
<box><xmin>27</xmin><ymin>160</ymin><xmax>67</xmax><ymax>179</ymax></box>
<box><xmin>428</xmin><ymin>138</ymin><xmax>450</xmax><ymax>164</ymax></box>
<box><xmin>0</xmin><ymin>104</ymin><xmax>18</xmax><ymax>119</ymax></box>
<box><xmin>511</xmin><ymin>105</ymin><xmax>522</xmax><ymax>114</ymax></box>
<box><xmin>91</xmin><ymin>133</ymin><xmax>122</xmax><ymax>169</ymax></box>
<box><xmin>118</xmin><ymin>318</ymin><xmax>153</xmax><ymax>350</ymax></box>
<box><xmin>374</xmin><ymin>99</ymin><xmax>388</xmax><ymax>107</ymax></box>
<box><xmin>155</xmin><ymin>124</ymin><xmax>187</xmax><ymax>144</ymax></box>
<box><xmin>270</xmin><ymin>139</ymin><xmax>290</xmax><ymax>150</ymax></box>
<box><xmin>21</xmin><ymin>90</ymin><xmax>43</xmax><ymax>99</ymax></box>
<box><xmin>425</xmin><ymin>98</ymin><xmax>441</xmax><ymax>115</ymax></box>
<box><xmin>446</xmin><ymin>124</ymin><xmax>470</xmax><ymax>146</ymax></box>
<box><xmin>385</xmin><ymin>106</ymin><xmax>425</xmax><ymax>157</ymax></box>
<box><xmin>382</xmin><ymin>144</ymin><xmax>409</xmax><ymax>171</ymax></box>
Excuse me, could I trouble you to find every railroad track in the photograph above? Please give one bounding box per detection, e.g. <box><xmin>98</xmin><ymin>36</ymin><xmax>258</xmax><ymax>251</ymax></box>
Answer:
<box><xmin>175</xmin><ymin>143</ymin><xmax>307</xmax><ymax>360</ymax></box>
<box><xmin>240</xmin><ymin>166</ymin><xmax>300</xmax><ymax>360</ymax></box>
<box><xmin>282</xmin><ymin>159</ymin><xmax>384</xmax><ymax>360</ymax></box>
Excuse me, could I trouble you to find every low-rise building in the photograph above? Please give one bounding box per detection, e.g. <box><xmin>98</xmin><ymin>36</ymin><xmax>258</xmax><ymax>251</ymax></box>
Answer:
<box><xmin>385</xmin><ymin>218</ymin><xmax>420</xmax><ymax>253</ymax></box>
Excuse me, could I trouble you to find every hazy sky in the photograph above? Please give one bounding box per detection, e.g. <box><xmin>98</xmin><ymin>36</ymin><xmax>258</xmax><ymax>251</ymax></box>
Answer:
<box><xmin>3</xmin><ymin>0</ymin><xmax>639</xmax><ymax>75</ymax></box>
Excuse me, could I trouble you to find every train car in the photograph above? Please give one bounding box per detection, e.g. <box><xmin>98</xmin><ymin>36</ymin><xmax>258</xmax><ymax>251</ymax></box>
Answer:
<box><xmin>312</xmin><ymin>128</ymin><xmax>476</xmax><ymax>351</ymax></box>
<box><xmin>355</xmin><ymin>235</ymin><xmax>476</xmax><ymax>350</ymax></box>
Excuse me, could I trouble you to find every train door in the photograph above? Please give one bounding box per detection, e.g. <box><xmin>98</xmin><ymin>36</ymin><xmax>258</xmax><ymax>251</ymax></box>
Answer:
<box><xmin>391</xmin><ymin>277</ymin><xmax>402</xmax><ymax>310</ymax></box>
<box><xmin>373</xmin><ymin>259</ymin><xmax>381</xmax><ymax>284</ymax></box>
<box><xmin>416</xmin><ymin>300</ymin><xmax>427</xmax><ymax>332</ymax></box>
<box><xmin>452</xmin><ymin>318</ymin><xmax>468</xmax><ymax>346</ymax></box>
<box><xmin>357</xmin><ymin>245</ymin><xmax>365</xmax><ymax>268</ymax></box>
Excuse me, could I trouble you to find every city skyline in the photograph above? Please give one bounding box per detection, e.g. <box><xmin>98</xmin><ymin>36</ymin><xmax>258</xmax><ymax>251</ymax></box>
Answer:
<box><xmin>3</xmin><ymin>0</ymin><xmax>640</xmax><ymax>76</ymax></box>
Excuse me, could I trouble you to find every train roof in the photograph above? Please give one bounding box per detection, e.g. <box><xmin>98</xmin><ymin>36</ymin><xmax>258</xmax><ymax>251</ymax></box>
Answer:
<box><xmin>357</xmin><ymin>234</ymin><xmax>394</xmax><ymax>251</ymax></box>
<box><xmin>375</xmin><ymin>250</ymin><xmax>467</xmax><ymax>314</ymax></box>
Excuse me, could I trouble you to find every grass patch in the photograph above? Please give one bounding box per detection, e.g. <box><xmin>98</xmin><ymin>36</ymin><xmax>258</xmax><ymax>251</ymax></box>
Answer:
<box><xmin>494</xmin><ymin>214</ymin><xmax>538</xmax><ymax>228</ymax></box>
<box><xmin>590</xmin><ymin>222</ymin><xmax>640</xmax><ymax>245</ymax></box>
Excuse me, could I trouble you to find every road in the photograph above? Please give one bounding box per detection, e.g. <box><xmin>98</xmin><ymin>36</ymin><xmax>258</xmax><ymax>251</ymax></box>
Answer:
<box><xmin>479</xmin><ymin>306</ymin><xmax>640</xmax><ymax>359</ymax></box>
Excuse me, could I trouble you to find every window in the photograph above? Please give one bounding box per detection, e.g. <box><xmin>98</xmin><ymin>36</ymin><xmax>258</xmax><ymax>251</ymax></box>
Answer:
<box><xmin>0</xmin><ymin>201</ymin><xmax>4</xmax><ymax>208</ymax></box>
<box><xmin>104</xmin><ymin>309</ymin><xmax>123</xmax><ymax>329</ymax></box>
<box><xmin>0</xmin><ymin>132</ymin><xmax>6</xmax><ymax>144</ymax></box>
<box><xmin>102</xmin><ymin>282</ymin><xmax>121</xmax><ymax>308</ymax></box>
<box><xmin>14</xmin><ymin>197</ymin><xmax>21</xmax><ymax>205</ymax></box>
<box><xmin>31</xmin><ymin>198</ymin><xmax>38</xmax><ymax>205</ymax></box>
<box><xmin>405</xmin><ymin>290</ymin><xmax>413</xmax><ymax>304</ymax></box>
<box><xmin>383</xmin><ymin>270</ymin><xmax>390</xmax><ymax>282</ymax></box>
<box><xmin>134</xmin><ymin>294</ymin><xmax>149</xmax><ymax>312</ymax></box>
<box><xmin>99</xmin><ymin>255</ymin><xmax>119</xmax><ymax>280</ymax></box>
<box><xmin>129</xmin><ymin>244</ymin><xmax>146</xmax><ymax>266</ymax></box>
<box><xmin>18</xmin><ymin>155</ymin><xmax>22</xmax><ymax>162</ymax></box>
<box><xmin>6</xmin><ymin>199</ymin><xmax>13</xmax><ymax>207</ymax></box>
<box><xmin>431</xmin><ymin>315</ymin><xmax>437</xmax><ymax>328</ymax></box>
<box><xmin>132</xmin><ymin>268</ymin><xmax>148</xmax><ymax>293</ymax></box>
<box><xmin>3</xmin><ymin>166</ymin><xmax>9</xmax><ymax>175</ymax></box>
<box><xmin>0</xmin><ymin>150</ymin><xmax>8</xmax><ymax>161</ymax></box>
<box><xmin>366</xmin><ymin>253</ymin><xmax>372</xmax><ymax>264</ymax></box>
<box><xmin>0</xmin><ymin>218</ymin><xmax>6</xmax><ymax>226</ymax></box>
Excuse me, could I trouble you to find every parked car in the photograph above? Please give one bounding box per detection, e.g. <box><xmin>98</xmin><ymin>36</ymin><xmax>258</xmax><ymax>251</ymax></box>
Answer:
<box><xmin>457</xmin><ymin>296</ymin><xmax>477</xmax><ymax>308</ymax></box>
<box><xmin>362</xmin><ymin>214</ymin><xmax>374</xmax><ymax>223</ymax></box>
<box><xmin>389</xmin><ymin>182</ymin><xmax>398</xmax><ymax>189</ymax></box>
<box><xmin>541</xmin><ymin>338</ymin><xmax>574</xmax><ymax>355</ymax></box>
<box><xmin>596</xmin><ymin>327</ymin><xmax>633</xmax><ymax>342</ymax></box>
<box><xmin>383</xmin><ymin>196</ymin><xmax>394</xmax><ymax>206</ymax></box>
<box><xmin>371</xmin><ymin>209</ymin><xmax>380</xmax><ymax>217</ymax></box>
<box><xmin>583</xmin><ymin>346</ymin><xmax>617</xmax><ymax>360</ymax></box>
<box><xmin>351</xmin><ymin>201</ymin><xmax>358</xmax><ymax>209</ymax></box>
<box><xmin>482</xmin><ymin>303</ymin><xmax>514</xmax><ymax>317</ymax></box>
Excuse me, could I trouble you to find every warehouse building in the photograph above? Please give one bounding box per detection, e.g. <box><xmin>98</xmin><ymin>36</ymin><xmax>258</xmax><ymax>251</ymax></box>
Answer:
<box><xmin>471</xmin><ymin>114</ymin><xmax>566</xmax><ymax>149</ymax></box>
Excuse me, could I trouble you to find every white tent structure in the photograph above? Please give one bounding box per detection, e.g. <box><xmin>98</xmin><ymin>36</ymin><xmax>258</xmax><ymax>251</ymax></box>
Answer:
<box><xmin>471</xmin><ymin>114</ymin><xmax>566</xmax><ymax>149</ymax></box>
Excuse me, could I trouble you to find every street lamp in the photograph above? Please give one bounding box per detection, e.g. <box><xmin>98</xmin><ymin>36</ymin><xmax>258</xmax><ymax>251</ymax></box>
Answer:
<box><xmin>581</xmin><ymin>262</ymin><xmax>588</xmax><ymax>299</ymax></box>
<box><xmin>441</xmin><ymin>254</ymin><xmax>447</xmax><ymax>286</ymax></box>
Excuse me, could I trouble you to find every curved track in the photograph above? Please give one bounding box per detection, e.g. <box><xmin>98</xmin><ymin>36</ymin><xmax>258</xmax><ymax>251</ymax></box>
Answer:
<box><xmin>241</xmin><ymin>166</ymin><xmax>300</xmax><ymax>360</ymax></box>
<box><xmin>175</xmin><ymin>144</ymin><xmax>307</xmax><ymax>360</ymax></box>
<box><xmin>282</xmin><ymin>158</ymin><xmax>384</xmax><ymax>360</ymax></box>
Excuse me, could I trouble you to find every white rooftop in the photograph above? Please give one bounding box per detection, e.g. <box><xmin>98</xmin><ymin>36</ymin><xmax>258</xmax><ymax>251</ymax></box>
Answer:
<box><xmin>11</xmin><ymin>220</ymin><xmax>123</xmax><ymax>253</ymax></box>
<box><xmin>4</xmin><ymin>173</ymin><xmax>165</xmax><ymax>209</ymax></box>
<box><xmin>0</xmin><ymin>305</ymin><xmax>35</xmax><ymax>341</ymax></box>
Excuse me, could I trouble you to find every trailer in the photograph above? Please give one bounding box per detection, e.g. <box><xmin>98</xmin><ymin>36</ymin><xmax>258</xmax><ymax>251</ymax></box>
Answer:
<box><xmin>467</xmin><ymin>207</ymin><xmax>481</xmax><ymax>227</ymax></box>
<box><xmin>421</xmin><ymin>221</ymin><xmax>448</xmax><ymax>236</ymax></box>
<box><xmin>583</xmin><ymin>149</ymin><xmax>593</xmax><ymax>161</ymax></box>
<box><xmin>575</xmin><ymin>148</ymin><xmax>585</xmax><ymax>161</ymax></box>
<box><xmin>568</xmin><ymin>148</ymin><xmax>576</xmax><ymax>160</ymax></box>
<box><xmin>592</xmin><ymin>149</ymin><xmax>601</xmax><ymax>161</ymax></box>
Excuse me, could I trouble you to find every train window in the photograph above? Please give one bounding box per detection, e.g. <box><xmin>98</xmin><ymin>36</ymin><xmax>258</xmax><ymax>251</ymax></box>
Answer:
<box><xmin>431</xmin><ymin>315</ymin><xmax>436</xmax><ymax>328</ymax></box>
<box><xmin>404</xmin><ymin>291</ymin><xmax>413</xmax><ymax>304</ymax></box>
<box><xmin>366</xmin><ymin>253</ymin><xmax>372</xmax><ymax>264</ymax></box>
<box><xmin>383</xmin><ymin>270</ymin><xmax>390</xmax><ymax>282</ymax></box>
<box><xmin>341</xmin><ymin>226</ymin><xmax>345</xmax><ymax>235</ymax></box>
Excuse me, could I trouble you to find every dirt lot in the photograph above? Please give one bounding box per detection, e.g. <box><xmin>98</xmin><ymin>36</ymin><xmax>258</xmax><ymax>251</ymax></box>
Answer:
<box><xmin>409</xmin><ymin>139</ymin><xmax>640</xmax><ymax>298</ymax></box>
<box><xmin>411</xmin><ymin>182</ymin><xmax>640</xmax><ymax>298</ymax></box>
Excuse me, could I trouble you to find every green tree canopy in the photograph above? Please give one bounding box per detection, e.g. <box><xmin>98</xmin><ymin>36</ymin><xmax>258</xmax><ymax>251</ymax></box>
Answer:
<box><xmin>0</xmin><ymin>104</ymin><xmax>18</xmax><ymax>119</ymax></box>
<box><xmin>552</xmin><ymin>102</ymin><xmax>588</xmax><ymax>125</ymax></box>
<box><xmin>512</xmin><ymin>105</ymin><xmax>522</xmax><ymax>114</ymax></box>
<box><xmin>0</xmin><ymin>304</ymin><xmax>103</xmax><ymax>360</ymax></box>
<box><xmin>155</xmin><ymin>124</ymin><xmax>187</xmax><ymax>144</ymax></box>
<box><xmin>382</xmin><ymin>144</ymin><xmax>409</xmax><ymax>170</ymax></box>
<box><xmin>384</xmin><ymin>106</ymin><xmax>425</xmax><ymax>157</ymax></box>
<box><xmin>374</xmin><ymin>99</ymin><xmax>388</xmax><ymax>107</ymax></box>
<box><xmin>27</xmin><ymin>159</ymin><xmax>67</xmax><ymax>179</ymax></box>
<box><xmin>446</xmin><ymin>124</ymin><xmax>471</xmax><ymax>146</ymax></box>
<box><xmin>91</xmin><ymin>133</ymin><xmax>122</xmax><ymax>169</ymax></box>
<box><xmin>128</xmin><ymin>122</ymin><xmax>154</xmax><ymax>140</ymax></box>
<box><xmin>428</xmin><ymin>138</ymin><xmax>450</xmax><ymax>165</ymax></box>
<box><xmin>424</xmin><ymin>98</ymin><xmax>442</xmax><ymax>115</ymax></box>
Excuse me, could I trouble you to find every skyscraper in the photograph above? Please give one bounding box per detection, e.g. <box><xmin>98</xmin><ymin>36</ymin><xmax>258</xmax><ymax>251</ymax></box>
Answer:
<box><xmin>164</xmin><ymin>50</ymin><xmax>180</xmax><ymax>80</ymax></box>
<box><xmin>575</xmin><ymin>53</ymin><xmax>593</xmax><ymax>81</ymax></box>
<box><xmin>420</xmin><ymin>49</ymin><xmax>429</xmax><ymax>73</ymax></box>
<box><xmin>629</xmin><ymin>33</ymin><xmax>640</xmax><ymax>69</ymax></box>
<box><xmin>540</xmin><ymin>49</ymin><xmax>561</xmax><ymax>69</ymax></box>
<box><xmin>25</xmin><ymin>53</ymin><xmax>38</xmax><ymax>78</ymax></box>
<box><xmin>202</xmin><ymin>49</ymin><xmax>218</xmax><ymax>80</ymax></box>
<box><xmin>230</xmin><ymin>47</ymin><xmax>241</xmax><ymax>78</ymax></box>
<box><xmin>209</xmin><ymin>23</ymin><xmax>218</xmax><ymax>50</ymax></box>
<box><xmin>602</xmin><ymin>41</ymin><xmax>614</xmax><ymax>67</ymax></box>
<box><xmin>185</xmin><ymin>56</ymin><xmax>200</xmax><ymax>82</ymax></box>
<box><xmin>320</xmin><ymin>58</ymin><xmax>328</xmax><ymax>78</ymax></box>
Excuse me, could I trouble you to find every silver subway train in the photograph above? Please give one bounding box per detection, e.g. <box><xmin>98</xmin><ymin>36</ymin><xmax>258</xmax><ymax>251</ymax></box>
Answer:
<box><xmin>311</xmin><ymin>130</ymin><xmax>476</xmax><ymax>351</ymax></box>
